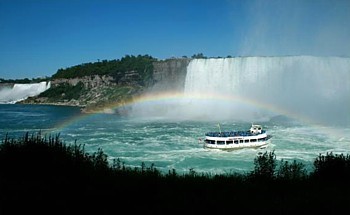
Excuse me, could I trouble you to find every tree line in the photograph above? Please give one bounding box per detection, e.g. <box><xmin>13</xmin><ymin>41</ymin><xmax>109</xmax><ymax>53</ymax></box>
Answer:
<box><xmin>0</xmin><ymin>77</ymin><xmax>50</xmax><ymax>84</ymax></box>
<box><xmin>52</xmin><ymin>54</ymin><xmax>157</xmax><ymax>82</ymax></box>
<box><xmin>0</xmin><ymin>53</ymin><xmax>240</xmax><ymax>84</ymax></box>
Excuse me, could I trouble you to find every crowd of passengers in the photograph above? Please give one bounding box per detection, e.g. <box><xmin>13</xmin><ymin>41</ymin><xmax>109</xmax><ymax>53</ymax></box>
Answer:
<box><xmin>205</xmin><ymin>130</ymin><xmax>266</xmax><ymax>137</ymax></box>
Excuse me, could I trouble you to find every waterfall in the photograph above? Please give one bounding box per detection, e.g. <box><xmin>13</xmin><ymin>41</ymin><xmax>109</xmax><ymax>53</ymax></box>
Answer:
<box><xmin>184</xmin><ymin>56</ymin><xmax>350</xmax><ymax>124</ymax></box>
<box><xmin>0</xmin><ymin>81</ymin><xmax>51</xmax><ymax>104</ymax></box>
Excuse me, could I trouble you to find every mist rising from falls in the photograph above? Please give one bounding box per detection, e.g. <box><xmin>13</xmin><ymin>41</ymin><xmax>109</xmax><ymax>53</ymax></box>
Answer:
<box><xmin>129</xmin><ymin>56</ymin><xmax>350</xmax><ymax>125</ymax></box>
<box><xmin>183</xmin><ymin>56</ymin><xmax>350</xmax><ymax>125</ymax></box>
<box><xmin>0</xmin><ymin>81</ymin><xmax>51</xmax><ymax>104</ymax></box>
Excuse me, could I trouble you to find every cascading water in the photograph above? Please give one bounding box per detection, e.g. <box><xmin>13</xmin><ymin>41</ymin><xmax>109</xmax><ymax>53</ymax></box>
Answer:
<box><xmin>0</xmin><ymin>81</ymin><xmax>51</xmax><ymax>104</ymax></box>
<box><xmin>184</xmin><ymin>56</ymin><xmax>350</xmax><ymax>125</ymax></box>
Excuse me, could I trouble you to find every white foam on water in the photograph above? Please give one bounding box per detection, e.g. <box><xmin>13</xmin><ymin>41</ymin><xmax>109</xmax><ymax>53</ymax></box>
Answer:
<box><xmin>0</xmin><ymin>82</ymin><xmax>51</xmax><ymax>104</ymax></box>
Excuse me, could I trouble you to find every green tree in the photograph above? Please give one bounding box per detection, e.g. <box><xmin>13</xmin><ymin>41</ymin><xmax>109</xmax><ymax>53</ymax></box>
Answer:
<box><xmin>277</xmin><ymin>159</ymin><xmax>307</xmax><ymax>180</ymax></box>
<box><xmin>312</xmin><ymin>152</ymin><xmax>350</xmax><ymax>181</ymax></box>
<box><xmin>191</xmin><ymin>53</ymin><xmax>207</xmax><ymax>59</ymax></box>
<box><xmin>250</xmin><ymin>151</ymin><xmax>277</xmax><ymax>180</ymax></box>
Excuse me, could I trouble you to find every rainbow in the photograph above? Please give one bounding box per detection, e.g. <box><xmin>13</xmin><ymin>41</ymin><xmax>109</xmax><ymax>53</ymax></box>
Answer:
<box><xmin>112</xmin><ymin>91</ymin><xmax>318</xmax><ymax>123</ymax></box>
<box><xmin>48</xmin><ymin>90</ymin><xmax>328</xmax><ymax>136</ymax></box>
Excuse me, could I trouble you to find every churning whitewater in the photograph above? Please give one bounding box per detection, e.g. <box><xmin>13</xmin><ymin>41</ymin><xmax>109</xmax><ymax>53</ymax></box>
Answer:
<box><xmin>1</xmin><ymin>56</ymin><xmax>349</xmax><ymax>174</ymax></box>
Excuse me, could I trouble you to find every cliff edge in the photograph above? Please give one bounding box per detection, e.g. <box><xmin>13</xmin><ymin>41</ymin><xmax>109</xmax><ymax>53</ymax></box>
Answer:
<box><xmin>20</xmin><ymin>58</ymin><xmax>191</xmax><ymax>113</ymax></box>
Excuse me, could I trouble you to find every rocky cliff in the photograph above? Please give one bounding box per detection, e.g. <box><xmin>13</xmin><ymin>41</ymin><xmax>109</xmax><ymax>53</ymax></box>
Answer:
<box><xmin>150</xmin><ymin>58</ymin><xmax>190</xmax><ymax>92</ymax></box>
<box><xmin>0</xmin><ymin>83</ymin><xmax>15</xmax><ymax>89</ymax></box>
<box><xmin>21</xmin><ymin>58</ymin><xmax>191</xmax><ymax>112</ymax></box>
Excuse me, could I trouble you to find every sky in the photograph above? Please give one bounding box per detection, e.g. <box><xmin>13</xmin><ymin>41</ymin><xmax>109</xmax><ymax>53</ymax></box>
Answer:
<box><xmin>1</xmin><ymin>0</ymin><xmax>350</xmax><ymax>79</ymax></box>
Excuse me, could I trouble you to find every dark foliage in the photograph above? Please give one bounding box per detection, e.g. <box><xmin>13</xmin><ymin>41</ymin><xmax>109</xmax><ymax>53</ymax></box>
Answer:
<box><xmin>250</xmin><ymin>150</ymin><xmax>277</xmax><ymax>180</ymax></box>
<box><xmin>52</xmin><ymin>55</ymin><xmax>157</xmax><ymax>85</ymax></box>
<box><xmin>0</xmin><ymin>77</ymin><xmax>50</xmax><ymax>83</ymax></box>
<box><xmin>312</xmin><ymin>152</ymin><xmax>350</xmax><ymax>181</ymax></box>
<box><xmin>0</xmin><ymin>133</ymin><xmax>349</xmax><ymax>214</ymax></box>
<box><xmin>277</xmin><ymin>159</ymin><xmax>307</xmax><ymax>181</ymax></box>
<box><xmin>191</xmin><ymin>53</ymin><xmax>207</xmax><ymax>59</ymax></box>
<box><xmin>39</xmin><ymin>82</ymin><xmax>86</xmax><ymax>101</ymax></box>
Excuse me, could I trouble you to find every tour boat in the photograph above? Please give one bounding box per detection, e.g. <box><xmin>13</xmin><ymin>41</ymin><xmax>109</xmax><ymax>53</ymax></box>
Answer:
<box><xmin>200</xmin><ymin>124</ymin><xmax>271</xmax><ymax>150</ymax></box>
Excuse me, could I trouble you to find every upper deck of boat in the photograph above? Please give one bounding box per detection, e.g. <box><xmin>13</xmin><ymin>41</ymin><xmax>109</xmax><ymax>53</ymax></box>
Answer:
<box><xmin>205</xmin><ymin>130</ymin><xmax>267</xmax><ymax>138</ymax></box>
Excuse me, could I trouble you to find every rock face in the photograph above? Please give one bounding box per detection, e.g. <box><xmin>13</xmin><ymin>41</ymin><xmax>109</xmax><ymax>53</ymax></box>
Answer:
<box><xmin>20</xmin><ymin>58</ymin><xmax>191</xmax><ymax>112</ymax></box>
<box><xmin>151</xmin><ymin>58</ymin><xmax>190</xmax><ymax>92</ymax></box>
<box><xmin>51</xmin><ymin>75</ymin><xmax>116</xmax><ymax>88</ymax></box>
<box><xmin>0</xmin><ymin>83</ymin><xmax>15</xmax><ymax>90</ymax></box>
<box><xmin>48</xmin><ymin>58</ymin><xmax>191</xmax><ymax>92</ymax></box>
<box><xmin>21</xmin><ymin>75</ymin><xmax>138</xmax><ymax>110</ymax></box>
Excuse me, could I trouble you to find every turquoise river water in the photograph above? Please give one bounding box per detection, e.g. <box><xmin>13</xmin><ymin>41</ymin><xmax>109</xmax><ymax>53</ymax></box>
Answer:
<box><xmin>1</xmin><ymin>104</ymin><xmax>349</xmax><ymax>175</ymax></box>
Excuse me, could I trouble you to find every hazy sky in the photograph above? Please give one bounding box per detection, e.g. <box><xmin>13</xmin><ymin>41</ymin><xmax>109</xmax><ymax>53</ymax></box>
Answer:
<box><xmin>1</xmin><ymin>0</ymin><xmax>349</xmax><ymax>79</ymax></box>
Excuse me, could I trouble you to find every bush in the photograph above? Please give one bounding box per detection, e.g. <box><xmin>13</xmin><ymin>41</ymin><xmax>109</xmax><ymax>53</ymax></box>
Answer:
<box><xmin>1</xmin><ymin>133</ymin><xmax>350</xmax><ymax>214</ymax></box>
<box><xmin>39</xmin><ymin>82</ymin><xmax>86</xmax><ymax>101</ymax></box>
<box><xmin>277</xmin><ymin>159</ymin><xmax>307</xmax><ymax>181</ymax></box>
<box><xmin>249</xmin><ymin>150</ymin><xmax>277</xmax><ymax>180</ymax></box>
<box><xmin>312</xmin><ymin>152</ymin><xmax>350</xmax><ymax>181</ymax></box>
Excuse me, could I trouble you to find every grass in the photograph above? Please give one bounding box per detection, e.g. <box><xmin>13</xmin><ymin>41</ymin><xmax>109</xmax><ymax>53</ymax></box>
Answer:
<box><xmin>0</xmin><ymin>133</ymin><xmax>350</xmax><ymax>214</ymax></box>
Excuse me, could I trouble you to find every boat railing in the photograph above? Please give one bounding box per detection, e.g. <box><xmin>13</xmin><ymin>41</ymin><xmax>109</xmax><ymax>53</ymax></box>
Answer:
<box><xmin>205</xmin><ymin>130</ymin><xmax>266</xmax><ymax>137</ymax></box>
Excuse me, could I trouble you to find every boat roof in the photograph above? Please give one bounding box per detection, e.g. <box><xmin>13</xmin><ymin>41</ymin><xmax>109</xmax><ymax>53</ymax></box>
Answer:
<box><xmin>205</xmin><ymin>124</ymin><xmax>266</xmax><ymax>137</ymax></box>
<box><xmin>205</xmin><ymin>130</ymin><xmax>266</xmax><ymax>138</ymax></box>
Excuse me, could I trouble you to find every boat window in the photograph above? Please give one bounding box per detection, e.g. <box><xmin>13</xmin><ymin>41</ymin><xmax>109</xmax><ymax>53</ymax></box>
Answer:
<box><xmin>206</xmin><ymin>140</ymin><xmax>216</xmax><ymax>144</ymax></box>
<box><xmin>234</xmin><ymin>140</ymin><xmax>239</xmax><ymax>144</ymax></box>
<box><xmin>240</xmin><ymin>140</ymin><xmax>244</xmax><ymax>143</ymax></box>
<box><xmin>244</xmin><ymin>139</ymin><xmax>249</xmax><ymax>143</ymax></box>
<box><xmin>251</xmin><ymin>139</ymin><xmax>257</xmax><ymax>142</ymax></box>
<box><xmin>226</xmin><ymin>140</ymin><xmax>233</xmax><ymax>144</ymax></box>
<box><xmin>258</xmin><ymin>138</ymin><xmax>266</xmax><ymax>142</ymax></box>
<box><xmin>217</xmin><ymin>141</ymin><xmax>225</xmax><ymax>145</ymax></box>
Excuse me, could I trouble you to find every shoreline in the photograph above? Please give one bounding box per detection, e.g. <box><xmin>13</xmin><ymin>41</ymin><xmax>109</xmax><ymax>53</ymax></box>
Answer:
<box><xmin>10</xmin><ymin>101</ymin><xmax>122</xmax><ymax>115</ymax></box>
<box><xmin>4</xmin><ymin>101</ymin><xmax>87</xmax><ymax>111</ymax></box>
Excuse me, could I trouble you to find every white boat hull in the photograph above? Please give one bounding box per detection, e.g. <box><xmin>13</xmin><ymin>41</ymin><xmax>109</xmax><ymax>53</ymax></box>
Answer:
<box><xmin>203</xmin><ymin>140</ymin><xmax>269</xmax><ymax>150</ymax></box>
<box><xmin>202</xmin><ymin>132</ymin><xmax>271</xmax><ymax>151</ymax></box>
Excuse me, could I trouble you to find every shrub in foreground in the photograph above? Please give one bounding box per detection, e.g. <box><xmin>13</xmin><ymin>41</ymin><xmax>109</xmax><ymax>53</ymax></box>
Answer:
<box><xmin>0</xmin><ymin>133</ymin><xmax>350</xmax><ymax>214</ymax></box>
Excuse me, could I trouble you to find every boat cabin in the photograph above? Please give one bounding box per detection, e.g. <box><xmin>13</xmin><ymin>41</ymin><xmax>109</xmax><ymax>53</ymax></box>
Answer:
<box><xmin>202</xmin><ymin>124</ymin><xmax>270</xmax><ymax>150</ymax></box>
<box><xmin>249</xmin><ymin>124</ymin><xmax>263</xmax><ymax>135</ymax></box>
